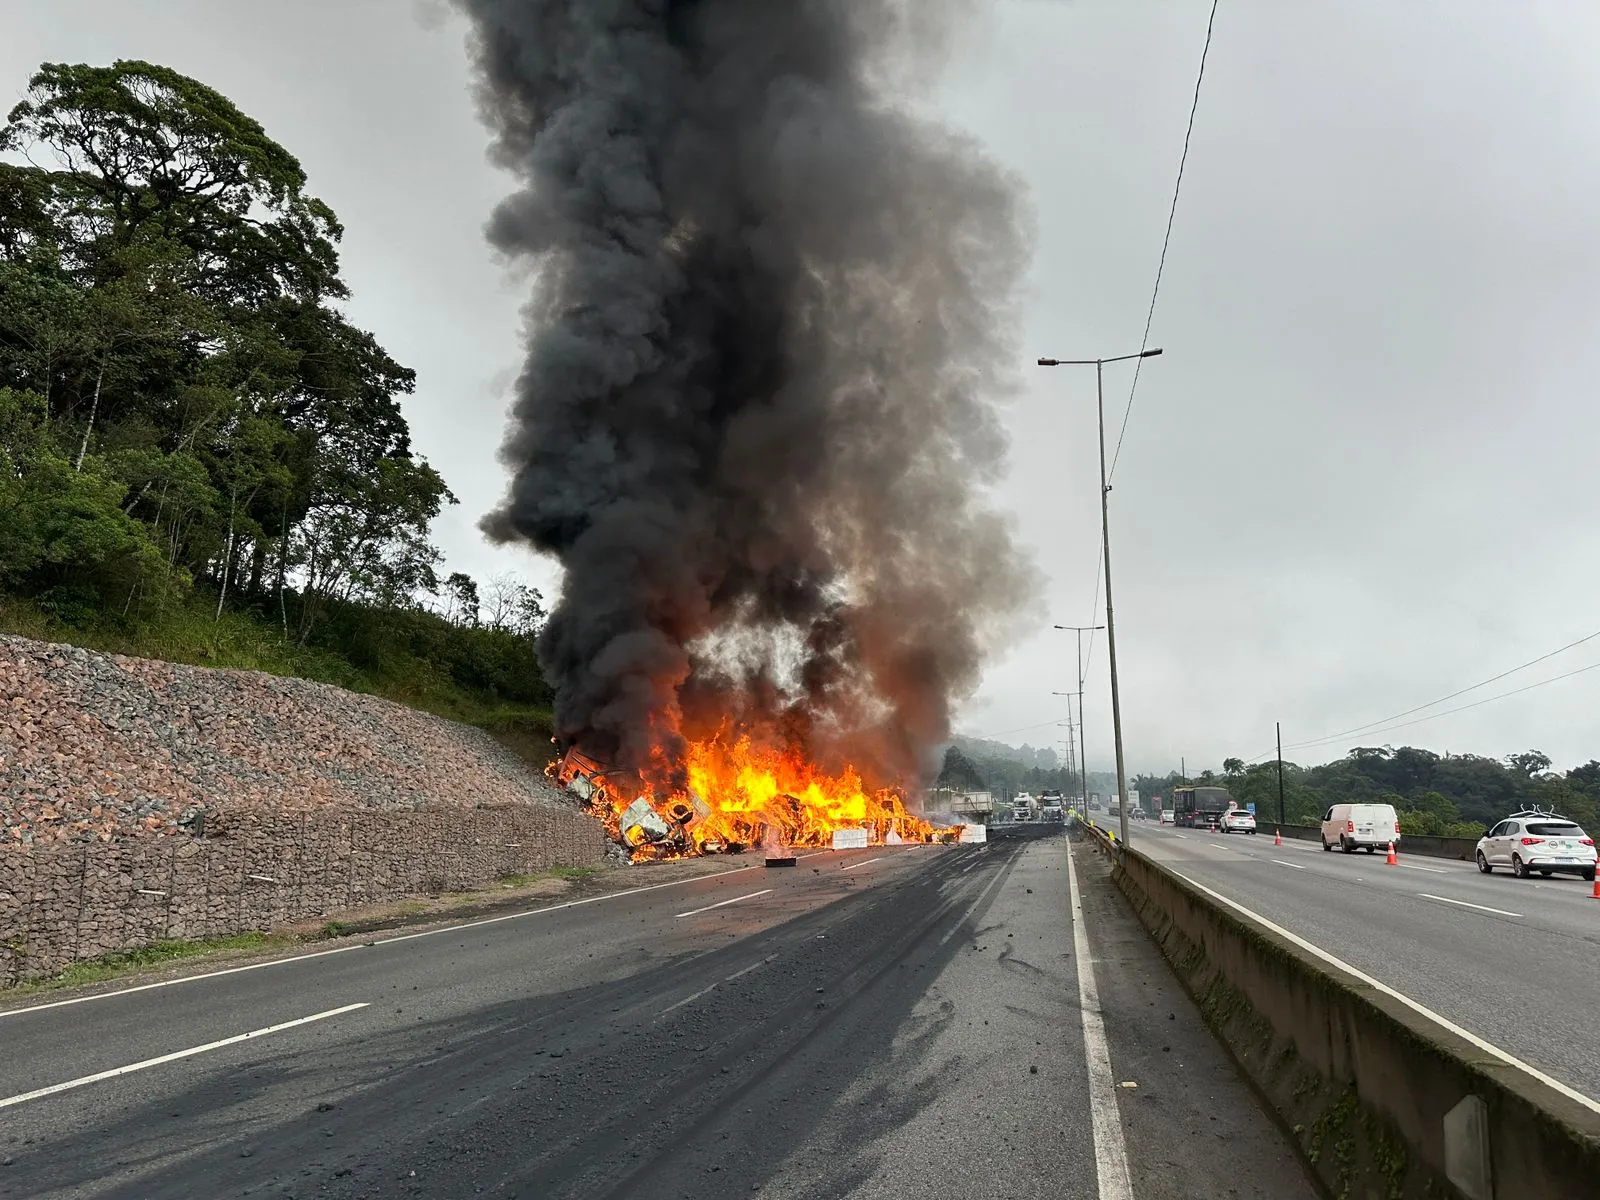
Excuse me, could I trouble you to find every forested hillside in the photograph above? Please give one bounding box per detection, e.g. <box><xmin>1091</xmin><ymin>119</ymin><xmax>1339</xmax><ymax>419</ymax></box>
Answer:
<box><xmin>0</xmin><ymin>60</ymin><xmax>548</xmax><ymax>737</ymax></box>
<box><xmin>938</xmin><ymin>741</ymin><xmax>1116</xmax><ymax>802</ymax></box>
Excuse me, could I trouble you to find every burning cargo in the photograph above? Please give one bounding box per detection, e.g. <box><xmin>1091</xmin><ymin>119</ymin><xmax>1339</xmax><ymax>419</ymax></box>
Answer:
<box><xmin>555</xmin><ymin>737</ymin><xmax>947</xmax><ymax>862</ymax></box>
<box><xmin>460</xmin><ymin>0</ymin><xmax>1033</xmax><ymax>849</ymax></box>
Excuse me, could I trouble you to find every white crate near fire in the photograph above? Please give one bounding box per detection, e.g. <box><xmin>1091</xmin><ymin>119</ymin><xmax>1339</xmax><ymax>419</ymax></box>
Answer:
<box><xmin>830</xmin><ymin>828</ymin><xmax>870</xmax><ymax>850</ymax></box>
<box><xmin>957</xmin><ymin>823</ymin><xmax>987</xmax><ymax>844</ymax></box>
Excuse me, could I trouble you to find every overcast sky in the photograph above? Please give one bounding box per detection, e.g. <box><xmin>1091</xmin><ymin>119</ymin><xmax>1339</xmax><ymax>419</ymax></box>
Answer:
<box><xmin>6</xmin><ymin>1</ymin><xmax>1599</xmax><ymax>775</ymax></box>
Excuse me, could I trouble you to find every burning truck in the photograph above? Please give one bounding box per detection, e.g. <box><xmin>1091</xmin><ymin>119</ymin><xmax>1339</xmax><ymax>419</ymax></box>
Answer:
<box><xmin>553</xmin><ymin>735</ymin><xmax>957</xmax><ymax>862</ymax></box>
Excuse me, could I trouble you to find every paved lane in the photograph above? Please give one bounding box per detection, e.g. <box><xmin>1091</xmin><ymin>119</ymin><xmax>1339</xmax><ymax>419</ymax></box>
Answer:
<box><xmin>1129</xmin><ymin>823</ymin><xmax>1600</xmax><ymax>1103</ymax></box>
<box><xmin>0</xmin><ymin>834</ymin><xmax>1316</xmax><ymax>1199</ymax></box>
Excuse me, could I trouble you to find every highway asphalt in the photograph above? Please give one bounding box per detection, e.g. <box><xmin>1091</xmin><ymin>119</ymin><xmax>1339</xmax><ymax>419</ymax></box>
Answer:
<box><xmin>0</xmin><ymin>830</ymin><xmax>1316</xmax><ymax>1199</ymax></box>
<box><xmin>1129</xmin><ymin>822</ymin><xmax>1600</xmax><ymax>1103</ymax></box>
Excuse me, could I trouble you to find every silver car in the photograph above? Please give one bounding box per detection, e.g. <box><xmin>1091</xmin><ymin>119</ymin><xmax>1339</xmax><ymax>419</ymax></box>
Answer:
<box><xmin>1476</xmin><ymin>811</ymin><xmax>1597</xmax><ymax>881</ymax></box>
<box><xmin>1220</xmin><ymin>808</ymin><xmax>1257</xmax><ymax>835</ymax></box>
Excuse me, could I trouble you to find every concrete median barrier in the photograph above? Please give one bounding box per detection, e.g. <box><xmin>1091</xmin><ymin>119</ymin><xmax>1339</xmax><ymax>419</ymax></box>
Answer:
<box><xmin>1098</xmin><ymin>839</ymin><xmax>1600</xmax><ymax>1199</ymax></box>
<box><xmin>1266</xmin><ymin>823</ymin><xmax>1478</xmax><ymax>861</ymax></box>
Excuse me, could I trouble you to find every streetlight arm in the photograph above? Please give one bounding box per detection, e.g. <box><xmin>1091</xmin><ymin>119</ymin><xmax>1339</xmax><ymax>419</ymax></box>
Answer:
<box><xmin>1037</xmin><ymin>348</ymin><xmax>1162</xmax><ymax>367</ymax></box>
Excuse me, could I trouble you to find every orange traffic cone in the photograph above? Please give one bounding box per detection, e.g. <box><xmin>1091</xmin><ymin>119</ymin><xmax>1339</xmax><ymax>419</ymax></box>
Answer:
<box><xmin>1274</xmin><ymin>829</ymin><xmax>1282</xmax><ymax>847</ymax></box>
<box><xmin>1591</xmin><ymin>875</ymin><xmax>1600</xmax><ymax>900</ymax></box>
<box><xmin>1386</xmin><ymin>842</ymin><xmax>1398</xmax><ymax>866</ymax></box>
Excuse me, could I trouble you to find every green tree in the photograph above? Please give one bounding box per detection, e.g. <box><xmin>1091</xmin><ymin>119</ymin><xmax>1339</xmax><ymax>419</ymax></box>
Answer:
<box><xmin>0</xmin><ymin>386</ymin><xmax>168</xmax><ymax>612</ymax></box>
<box><xmin>1</xmin><ymin>60</ymin><xmax>344</xmax><ymax>302</ymax></box>
<box><xmin>936</xmin><ymin>746</ymin><xmax>986</xmax><ymax>792</ymax></box>
<box><xmin>0</xmin><ymin>59</ymin><xmax>556</xmax><ymax>741</ymax></box>
<box><xmin>444</xmin><ymin>572</ymin><xmax>481</xmax><ymax>627</ymax></box>
<box><xmin>0</xmin><ymin>59</ymin><xmax>446</xmax><ymax>633</ymax></box>
<box><xmin>1506</xmin><ymin>750</ymin><xmax>1552</xmax><ymax>780</ymax></box>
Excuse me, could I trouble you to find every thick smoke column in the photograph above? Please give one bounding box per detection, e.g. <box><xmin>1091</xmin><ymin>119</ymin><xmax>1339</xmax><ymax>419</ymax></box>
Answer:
<box><xmin>458</xmin><ymin>0</ymin><xmax>1034</xmax><ymax>787</ymax></box>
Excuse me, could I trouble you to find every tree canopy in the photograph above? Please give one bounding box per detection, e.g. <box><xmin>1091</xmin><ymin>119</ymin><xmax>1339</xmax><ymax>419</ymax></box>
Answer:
<box><xmin>0</xmin><ymin>60</ymin><xmax>548</xmax><ymax>720</ymax></box>
<box><xmin>1160</xmin><ymin>745</ymin><xmax>1600</xmax><ymax>839</ymax></box>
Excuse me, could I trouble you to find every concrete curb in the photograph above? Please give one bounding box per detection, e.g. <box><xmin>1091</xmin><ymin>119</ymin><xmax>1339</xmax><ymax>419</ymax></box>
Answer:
<box><xmin>1273</xmin><ymin>823</ymin><xmax>1478</xmax><ymax>861</ymax></box>
<box><xmin>1093</xmin><ymin>833</ymin><xmax>1600</xmax><ymax>1199</ymax></box>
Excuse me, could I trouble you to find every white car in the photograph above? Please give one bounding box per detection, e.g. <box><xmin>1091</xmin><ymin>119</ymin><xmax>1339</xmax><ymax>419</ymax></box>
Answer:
<box><xmin>1220</xmin><ymin>809</ymin><xmax>1257</xmax><ymax>835</ymax></box>
<box><xmin>1160</xmin><ymin>808</ymin><xmax>1175</xmax><ymax>825</ymax></box>
<box><xmin>1477</xmin><ymin>812</ymin><xmax>1597</xmax><ymax>881</ymax></box>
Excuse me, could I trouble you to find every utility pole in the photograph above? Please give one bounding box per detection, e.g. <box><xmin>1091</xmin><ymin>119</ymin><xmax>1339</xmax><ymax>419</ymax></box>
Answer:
<box><xmin>1057</xmin><ymin>708</ymin><xmax>1077</xmax><ymax>805</ymax></box>
<box><xmin>1095</xmin><ymin>359</ymin><xmax>1130</xmax><ymax>845</ymax></box>
<box><xmin>1057</xmin><ymin>707</ymin><xmax>1078</xmax><ymax>818</ymax></box>
<box><xmin>1276</xmin><ymin>721</ymin><xmax>1285</xmax><ymax>828</ymax></box>
<box><xmin>1053</xmin><ymin>624</ymin><xmax>1103</xmax><ymax>829</ymax></box>
<box><xmin>1039</xmin><ymin>346</ymin><xmax>1162</xmax><ymax>849</ymax></box>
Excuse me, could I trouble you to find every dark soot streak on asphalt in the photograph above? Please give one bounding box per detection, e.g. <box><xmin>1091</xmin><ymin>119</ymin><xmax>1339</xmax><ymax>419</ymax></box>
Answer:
<box><xmin>57</xmin><ymin>842</ymin><xmax>1027</xmax><ymax>1200</ymax></box>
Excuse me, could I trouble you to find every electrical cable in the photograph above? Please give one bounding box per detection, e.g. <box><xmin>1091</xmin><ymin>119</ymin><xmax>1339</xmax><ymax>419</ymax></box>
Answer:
<box><xmin>1107</xmin><ymin>0</ymin><xmax>1219</xmax><ymax>483</ymax></box>
<box><xmin>1280</xmin><ymin>659</ymin><xmax>1600</xmax><ymax>753</ymax></box>
<box><xmin>1246</xmin><ymin>626</ymin><xmax>1600</xmax><ymax>761</ymax></box>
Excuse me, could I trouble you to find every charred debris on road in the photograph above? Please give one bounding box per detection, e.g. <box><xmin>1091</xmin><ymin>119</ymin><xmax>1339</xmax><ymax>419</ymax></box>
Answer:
<box><xmin>552</xmin><ymin>744</ymin><xmax>970</xmax><ymax>863</ymax></box>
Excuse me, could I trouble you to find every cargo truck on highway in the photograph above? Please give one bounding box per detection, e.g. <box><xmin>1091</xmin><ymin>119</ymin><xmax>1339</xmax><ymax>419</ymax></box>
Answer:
<box><xmin>1173</xmin><ymin>785</ymin><xmax>1233</xmax><ymax>829</ymax></box>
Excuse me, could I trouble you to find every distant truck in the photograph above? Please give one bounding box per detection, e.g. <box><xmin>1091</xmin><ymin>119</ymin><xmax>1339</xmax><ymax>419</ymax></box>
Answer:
<box><xmin>1012</xmin><ymin>792</ymin><xmax>1035</xmax><ymax>822</ymax></box>
<box><xmin>1039</xmin><ymin>789</ymin><xmax>1064</xmax><ymax>822</ymax></box>
<box><xmin>1173</xmin><ymin>785</ymin><xmax>1234</xmax><ymax>829</ymax></box>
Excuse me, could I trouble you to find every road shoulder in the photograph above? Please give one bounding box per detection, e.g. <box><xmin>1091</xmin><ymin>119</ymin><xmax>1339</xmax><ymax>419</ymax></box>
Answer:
<box><xmin>1071</xmin><ymin>834</ymin><xmax>1319</xmax><ymax>1200</ymax></box>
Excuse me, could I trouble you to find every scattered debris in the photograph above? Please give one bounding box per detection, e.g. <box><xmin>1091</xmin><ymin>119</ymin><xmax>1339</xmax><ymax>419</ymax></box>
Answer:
<box><xmin>553</xmin><ymin>743</ymin><xmax>958</xmax><ymax>862</ymax></box>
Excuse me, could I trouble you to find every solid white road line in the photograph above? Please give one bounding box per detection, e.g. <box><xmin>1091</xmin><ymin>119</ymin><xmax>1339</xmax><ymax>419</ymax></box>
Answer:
<box><xmin>1170</xmin><ymin>868</ymin><xmax>1600</xmax><ymax>1114</ymax></box>
<box><xmin>676</xmin><ymin>889</ymin><xmax>773</xmax><ymax>918</ymax></box>
<box><xmin>724</xmin><ymin>953</ymin><xmax>779</xmax><ymax>983</ymax></box>
<box><xmin>1270</xmin><ymin>860</ymin><xmax>1306</xmax><ymax>871</ymax></box>
<box><xmin>1418</xmin><ymin>893</ymin><xmax>1521</xmax><ymax>918</ymax></box>
<box><xmin>0</xmin><ymin>1002</ymin><xmax>369</xmax><ymax>1110</ymax></box>
<box><xmin>657</xmin><ymin>952</ymin><xmax>781</xmax><ymax>1017</ymax></box>
<box><xmin>1172</xmin><ymin>833</ymin><xmax>1189</xmax><ymax>839</ymax></box>
<box><xmin>0</xmin><ymin>865</ymin><xmax>769</xmax><ymax>1022</ymax></box>
<box><xmin>1065</xmin><ymin>843</ymin><xmax>1135</xmax><ymax>1200</ymax></box>
<box><xmin>841</xmin><ymin>857</ymin><xmax>884</xmax><ymax>872</ymax></box>
<box><xmin>1398</xmin><ymin>862</ymin><xmax>1449</xmax><ymax>874</ymax></box>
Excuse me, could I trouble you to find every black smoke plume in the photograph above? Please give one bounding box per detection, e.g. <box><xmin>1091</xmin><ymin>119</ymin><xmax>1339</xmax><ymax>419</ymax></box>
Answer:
<box><xmin>457</xmin><ymin>0</ymin><xmax>1035</xmax><ymax>789</ymax></box>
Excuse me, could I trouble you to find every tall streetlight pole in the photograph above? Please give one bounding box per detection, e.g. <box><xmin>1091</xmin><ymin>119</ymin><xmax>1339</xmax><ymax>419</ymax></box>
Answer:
<box><xmin>1040</xmin><ymin>348</ymin><xmax>1163</xmax><ymax>848</ymax></box>
<box><xmin>1052</xmin><ymin>691</ymin><xmax>1081</xmax><ymax>815</ymax></box>
<box><xmin>1052</xmin><ymin>621</ymin><xmax>1100</xmax><ymax>821</ymax></box>
<box><xmin>1054</xmin><ymin>713</ymin><xmax>1077</xmax><ymax>820</ymax></box>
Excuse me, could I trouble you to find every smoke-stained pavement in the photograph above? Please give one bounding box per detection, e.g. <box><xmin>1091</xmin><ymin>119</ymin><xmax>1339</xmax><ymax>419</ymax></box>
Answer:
<box><xmin>0</xmin><ymin>833</ymin><xmax>1314</xmax><ymax>1198</ymax></box>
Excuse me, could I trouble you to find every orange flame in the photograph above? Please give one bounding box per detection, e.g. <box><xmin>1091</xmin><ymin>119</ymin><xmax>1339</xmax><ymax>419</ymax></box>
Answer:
<box><xmin>554</xmin><ymin>733</ymin><xmax>951</xmax><ymax>860</ymax></box>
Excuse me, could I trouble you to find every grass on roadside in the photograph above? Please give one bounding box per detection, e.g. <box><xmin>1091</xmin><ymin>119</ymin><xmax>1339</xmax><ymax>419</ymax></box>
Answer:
<box><xmin>0</xmin><ymin>594</ymin><xmax>557</xmax><ymax>742</ymax></box>
<box><xmin>498</xmin><ymin>865</ymin><xmax>602</xmax><ymax>888</ymax></box>
<box><xmin>2</xmin><ymin>865</ymin><xmax>614</xmax><ymax>998</ymax></box>
<box><xmin>8</xmin><ymin>931</ymin><xmax>293</xmax><ymax>996</ymax></box>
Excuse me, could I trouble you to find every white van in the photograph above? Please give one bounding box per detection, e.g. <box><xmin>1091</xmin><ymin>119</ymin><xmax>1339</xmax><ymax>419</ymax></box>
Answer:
<box><xmin>1321</xmin><ymin>803</ymin><xmax>1401</xmax><ymax>853</ymax></box>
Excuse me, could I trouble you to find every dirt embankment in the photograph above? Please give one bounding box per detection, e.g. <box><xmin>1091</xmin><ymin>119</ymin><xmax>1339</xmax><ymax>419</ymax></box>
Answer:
<box><xmin>0</xmin><ymin>635</ymin><xmax>572</xmax><ymax>847</ymax></box>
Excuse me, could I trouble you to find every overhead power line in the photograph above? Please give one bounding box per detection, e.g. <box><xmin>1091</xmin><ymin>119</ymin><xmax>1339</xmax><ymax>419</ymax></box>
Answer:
<box><xmin>1281</xmin><ymin>660</ymin><xmax>1600</xmax><ymax>754</ymax></box>
<box><xmin>1107</xmin><ymin>0</ymin><xmax>1220</xmax><ymax>484</ymax></box>
<box><xmin>1287</xmin><ymin>627</ymin><xmax>1600</xmax><ymax>750</ymax></box>
<box><xmin>1082</xmin><ymin>534</ymin><xmax>1104</xmax><ymax>668</ymax></box>
<box><xmin>1248</xmin><ymin>626</ymin><xmax>1600</xmax><ymax>762</ymax></box>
